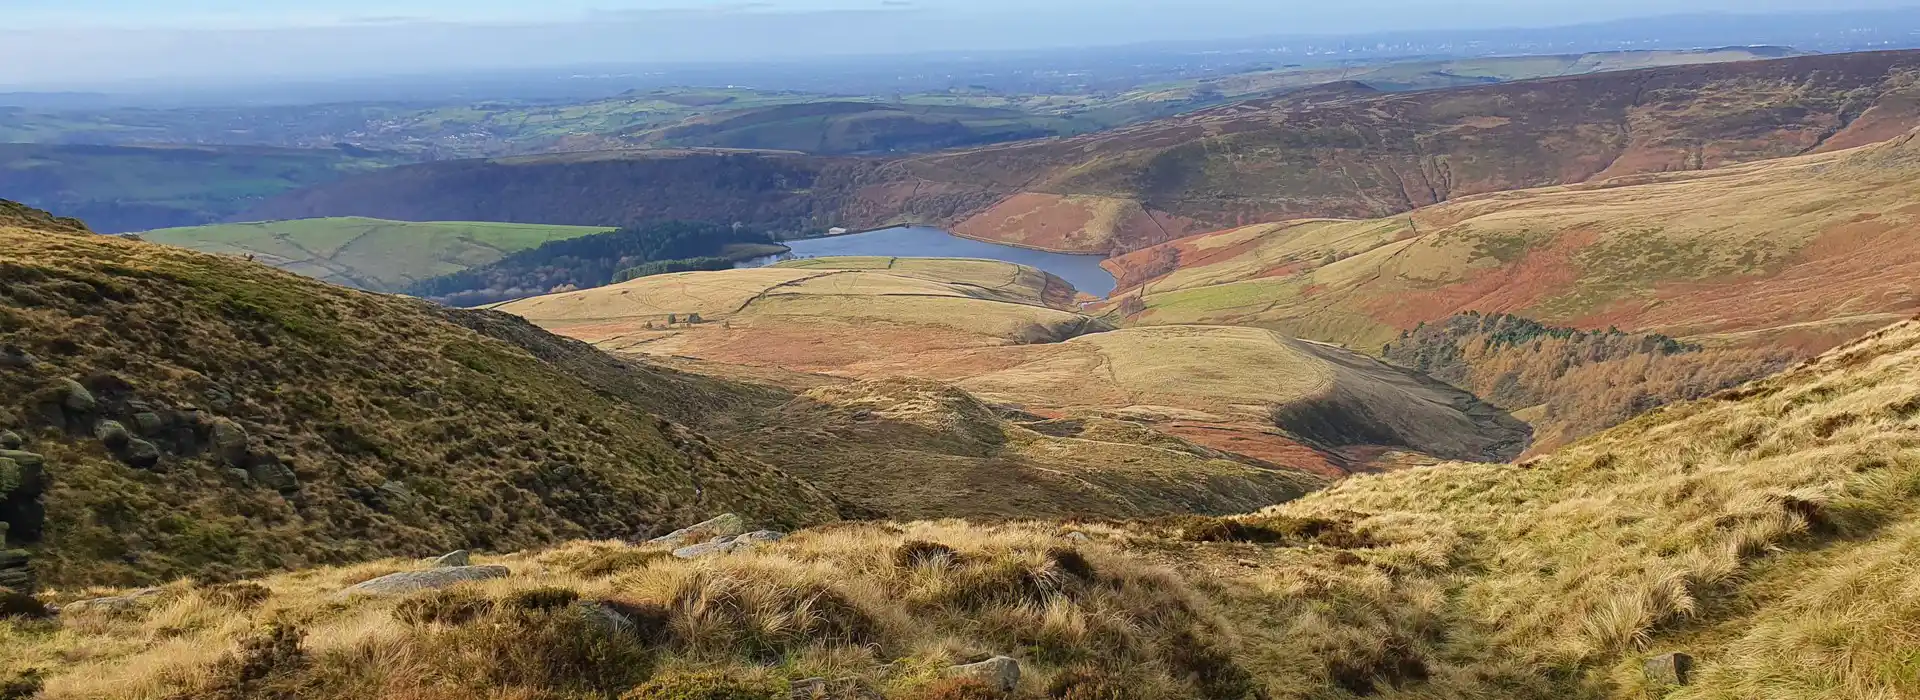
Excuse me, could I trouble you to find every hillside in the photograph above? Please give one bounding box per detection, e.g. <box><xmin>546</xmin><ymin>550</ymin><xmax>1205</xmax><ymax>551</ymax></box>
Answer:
<box><xmin>627</xmin><ymin>101</ymin><xmax>1088</xmax><ymax>155</ymax></box>
<box><xmin>241</xmin><ymin>50</ymin><xmax>1920</xmax><ymax>253</ymax></box>
<box><xmin>12</xmin><ymin>315</ymin><xmax>1918</xmax><ymax>699</ymax></box>
<box><xmin>497</xmin><ymin>257</ymin><xmax>1529</xmax><ymax>474</ymax></box>
<box><xmin>1103</xmin><ymin>125</ymin><xmax>1920</xmax><ymax>352</ymax></box>
<box><xmin>0</xmin><ymin>143</ymin><xmax>399</xmax><ymax>233</ymax></box>
<box><xmin>0</xmin><ymin>203</ymin><xmax>837</xmax><ymax>589</ymax></box>
<box><xmin>139</xmin><ymin>218</ymin><xmax>613</xmax><ymax>293</ymax></box>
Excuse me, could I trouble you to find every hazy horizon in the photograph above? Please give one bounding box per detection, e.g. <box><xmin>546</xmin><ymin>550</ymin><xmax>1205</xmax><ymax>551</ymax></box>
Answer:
<box><xmin>5</xmin><ymin>0</ymin><xmax>1920</xmax><ymax>88</ymax></box>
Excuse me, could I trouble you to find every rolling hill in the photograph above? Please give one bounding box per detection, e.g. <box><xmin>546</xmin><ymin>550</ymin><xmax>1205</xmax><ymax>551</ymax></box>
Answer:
<box><xmin>625</xmin><ymin>101</ymin><xmax>1091</xmax><ymax>155</ymax></box>
<box><xmin>495</xmin><ymin>257</ymin><xmax>1530</xmax><ymax>475</ymax></box>
<box><xmin>13</xmin><ymin>308</ymin><xmax>1918</xmax><ymax>700</ymax></box>
<box><xmin>240</xmin><ymin>50</ymin><xmax>1920</xmax><ymax>254</ymax></box>
<box><xmin>0</xmin><ymin>143</ymin><xmax>400</xmax><ymax>233</ymax></box>
<box><xmin>1102</xmin><ymin>125</ymin><xmax>1920</xmax><ymax>352</ymax></box>
<box><xmin>140</xmin><ymin>217</ymin><xmax>613</xmax><ymax>292</ymax></box>
<box><xmin>0</xmin><ymin>202</ymin><xmax>1348</xmax><ymax>593</ymax></box>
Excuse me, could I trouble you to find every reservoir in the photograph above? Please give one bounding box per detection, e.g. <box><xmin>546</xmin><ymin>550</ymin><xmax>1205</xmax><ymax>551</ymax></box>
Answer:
<box><xmin>740</xmin><ymin>226</ymin><xmax>1117</xmax><ymax>297</ymax></box>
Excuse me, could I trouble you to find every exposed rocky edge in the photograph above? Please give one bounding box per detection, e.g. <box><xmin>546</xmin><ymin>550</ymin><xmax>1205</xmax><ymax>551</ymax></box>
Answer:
<box><xmin>0</xmin><ymin>200</ymin><xmax>90</xmax><ymax>236</ymax></box>
<box><xmin>337</xmin><ymin>565</ymin><xmax>511</xmax><ymax>597</ymax></box>
<box><xmin>0</xmin><ymin>217</ymin><xmax>836</xmax><ymax>589</ymax></box>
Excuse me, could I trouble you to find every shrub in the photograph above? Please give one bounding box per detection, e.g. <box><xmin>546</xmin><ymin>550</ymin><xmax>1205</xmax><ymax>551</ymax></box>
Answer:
<box><xmin>393</xmin><ymin>589</ymin><xmax>495</xmax><ymax>626</ymax></box>
<box><xmin>0</xmin><ymin>588</ymin><xmax>48</xmax><ymax>619</ymax></box>
<box><xmin>573</xmin><ymin>549</ymin><xmax>670</xmax><ymax>578</ymax></box>
<box><xmin>620</xmin><ymin>670</ymin><xmax>781</xmax><ymax>700</ymax></box>
<box><xmin>905</xmin><ymin>677</ymin><xmax>1004</xmax><ymax>700</ymax></box>
<box><xmin>200</xmin><ymin>581</ymin><xmax>273</xmax><ymax>610</ymax></box>
<box><xmin>504</xmin><ymin>586</ymin><xmax>581</xmax><ymax>613</ymax></box>
<box><xmin>894</xmin><ymin>540</ymin><xmax>962</xmax><ymax>569</ymax></box>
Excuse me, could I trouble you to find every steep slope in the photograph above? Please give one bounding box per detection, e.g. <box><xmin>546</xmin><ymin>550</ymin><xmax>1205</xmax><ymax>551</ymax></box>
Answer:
<box><xmin>0</xmin><ymin>143</ymin><xmax>398</xmax><ymax>233</ymax></box>
<box><xmin>17</xmin><ymin>317</ymin><xmax>1920</xmax><ymax>700</ymax></box>
<box><xmin>1105</xmin><ymin>125</ymin><xmax>1920</xmax><ymax>354</ymax></box>
<box><xmin>498</xmin><ymin>258</ymin><xmax>1529</xmax><ymax>474</ymax></box>
<box><xmin>140</xmin><ymin>218</ymin><xmax>613</xmax><ymax>292</ymax></box>
<box><xmin>241</xmin><ymin>50</ymin><xmax>1920</xmax><ymax>254</ymax></box>
<box><xmin>902</xmin><ymin>49</ymin><xmax>1920</xmax><ymax>253</ymax></box>
<box><xmin>0</xmin><ymin>203</ymin><xmax>836</xmax><ymax>588</ymax></box>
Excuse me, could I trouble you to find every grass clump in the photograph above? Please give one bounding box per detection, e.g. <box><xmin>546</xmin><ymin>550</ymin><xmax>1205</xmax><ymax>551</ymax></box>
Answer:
<box><xmin>392</xmin><ymin>589</ymin><xmax>494</xmax><ymax>626</ymax></box>
<box><xmin>620</xmin><ymin>670</ymin><xmax>783</xmax><ymax>700</ymax></box>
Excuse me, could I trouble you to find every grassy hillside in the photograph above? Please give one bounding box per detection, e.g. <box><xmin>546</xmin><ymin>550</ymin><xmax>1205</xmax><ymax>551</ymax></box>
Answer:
<box><xmin>903</xmin><ymin>49</ymin><xmax>1920</xmax><ymax>253</ymax></box>
<box><xmin>1103</xmin><ymin>125</ymin><xmax>1920</xmax><ymax>353</ymax></box>
<box><xmin>498</xmin><ymin>257</ymin><xmax>1528</xmax><ymax>475</ymax></box>
<box><xmin>11</xmin><ymin>315</ymin><xmax>1918</xmax><ymax>699</ymax></box>
<box><xmin>140</xmin><ymin>218</ymin><xmax>612</xmax><ymax>293</ymax></box>
<box><xmin>0</xmin><ymin>143</ymin><xmax>399</xmax><ymax>233</ymax></box>
<box><xmin>0</xmin><ymin>203</ymin><xmax>837</xmax><ymax>589</ymax></box>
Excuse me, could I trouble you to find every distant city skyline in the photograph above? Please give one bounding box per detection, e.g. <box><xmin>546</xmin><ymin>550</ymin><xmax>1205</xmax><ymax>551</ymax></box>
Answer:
<box><xmin>4</xmin><ymin>1</ymin><xmax>1920</xmax><ymax>87</ymax></box>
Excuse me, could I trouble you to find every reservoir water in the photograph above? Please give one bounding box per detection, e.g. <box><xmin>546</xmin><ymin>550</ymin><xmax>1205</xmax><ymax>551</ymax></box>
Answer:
<box><xmin>739</xmin><ymin>226</ymin><xmax>1117</xmax><ymax>297</ymax></box>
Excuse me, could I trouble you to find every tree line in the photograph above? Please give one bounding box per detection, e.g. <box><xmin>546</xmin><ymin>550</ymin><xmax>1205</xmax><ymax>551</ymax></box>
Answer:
<box><xmin>405</xmin><ymin>221</ymin><xmax>776</xmax><ymax>306</ymax></box>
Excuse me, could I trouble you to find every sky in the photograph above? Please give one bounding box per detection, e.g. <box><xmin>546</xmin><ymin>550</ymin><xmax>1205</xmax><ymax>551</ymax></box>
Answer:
<box><xmin>2</xmin><ymin>0</ymin><xmax>1917</xmax><ymax>87</ymax></box>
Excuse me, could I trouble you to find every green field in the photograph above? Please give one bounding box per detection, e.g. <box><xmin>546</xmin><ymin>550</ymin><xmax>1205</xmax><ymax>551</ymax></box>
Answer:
<box><xmin>141</xmin><ymin>217</ymin><xmax>612</xmax><ymax>292</ymax></box>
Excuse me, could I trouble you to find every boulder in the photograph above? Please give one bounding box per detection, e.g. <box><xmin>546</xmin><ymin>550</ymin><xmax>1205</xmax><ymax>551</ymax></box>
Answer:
<box><xmin>132</xmin><ymin>412</ymin><xmax>166</xmax><ymax>436</ymax></box>
<box><xmin>648</xmin><ymin>513</ymin><xmax>746</xmax><ymax>548</ymax></box>
<box><xmin>337</xmin><ymin>565</ymin><xmax>510</xmax><ymax>597</ymax></box>
<box><xmin>947</xmin><ymin>656</ymin><xmax>1021</xmax><ymax>694</ymax></box>
<box><xmin>0</xmin><ymin>451</ymin><xmax>43</xmax><ymax>469</ymax></box>
<box><xmin>246</xmin><ymin>455</ymin><xmax>300</xmax><ymax>493</ymax></box>
<box><xmin>1646</xmin><ymin>652</ymin><xmax>1694</xmax><ymax>686</ymax></box>
<box><xmin>0</xmin><ymin>431</ymin><xmax>20</xmax><ymax>450</ymax></box>
<box><xmin>56</xmin><ymin>379</ymin><xmax>95</xmax><ymax>413</ymax></box>
<box><xmin>94</xmin><ymin>420</ymin><xmax>132</xmax><ymax>450</ymax></box>
<box><xmin>671</xmin><ymin>530</ymin><xmax>786</xmax><ymax>559</ymax></box>
<box><xmin>209</xmin><ymin>419</ymin><xmax>248</xmax><ymax>465</ymax></box>
<box><xmin>0</xmin><ymin>346</ymin><xmax>35</xmax><ymax>368</ymax></box>
<box><xmin>121</xmin><ymin>439</ymin><xmax>162</xmax><ymax>469</ymax></box>
<box><xmin>0</xmin><ymin>550</ymin><xmax>31</xmax><ymax>591</ymax></box>
<box><xmin>431</xmin><ymin>550</ymin><xmax>471</xmax><ymax>568</ymax></box>
<box><xmin>61</xmin><ymin>587</ymin><xmax>166</xmax><ymax>616</ymax></box>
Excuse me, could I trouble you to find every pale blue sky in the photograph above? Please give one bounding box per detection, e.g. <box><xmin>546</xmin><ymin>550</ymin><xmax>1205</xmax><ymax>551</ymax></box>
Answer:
<box><xmin>2</xmin><ymin>0</ymin><xmax>1917</xmax><ymax>86</ymax></box>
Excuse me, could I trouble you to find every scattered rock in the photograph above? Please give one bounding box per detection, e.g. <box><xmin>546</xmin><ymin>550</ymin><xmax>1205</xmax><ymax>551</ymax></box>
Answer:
<box><xmin>671</xmin><ymin>530</ymin><xmax>786</xmax><ymax>559</ymax></box>
<box><xmin>947</xmin><ymin>656</ymin><xmax>1021</xmax><ymax>694</ymax></box>
<box><xmin>648</xmin><ymin>513</ymin><xmax>746</xmax><ymax>547</ymax></box>
<box><xmin>1063</xmin><ymin>531</ymin><xmax>1091</xmax><ymax>543</ymax></box>
<box><xmin>575</xmin><ymin>600</ymin><xmax>636</xmax><ymax>636</ymax></box>
<box><xmin>120</xmin><ymin>439</ymin><xmax>162</xmax><ymax>469</ymax></box>
<box><xmin>246</xmin><ymin>455</ymin><xmax>300</xmax><ymax>493</ymax></box>
<box><xmin>209</xmin><ymin>419</ymin><xmax>248</xmax><ymax>465</ymax></box>
<box><xmin>132</xmin><ymin>412</ymin><xmax>166</xmax><ymax>436</ymax></box>
<box><xmin>55</xmin><ymin>379</ymin><xmax>94</xmax><ymax>413</ymax></box>
<box><xmin>0</xmin><ymin>432</ymin><xmax>19</xmax><ymax>450</ymax></box>
<box><xmin>431</xmin><ymin>550</ymin><xmax>471</xmax><ymax>568</ymax></box>
<box><xmin>338</xmin><ymin>565</ymin><xmax>511</xmax><ymax>597</ymax></box>
<box><xmin>62</xmin><ymin>587</ymin><xmax>166</xmax><ymax>616</ymax></box>
<box><xmin>94</xmin><ymin>420</ymin><xmax>131</xmax><ymax>450</ymax></box>
<box><xmin>790</xmin><ymin>678</ymin><xmax>828</xmax><ymax>700</ymax></box>
<box><xmin>225</xmin><ymin>468</ymin><xmax>252</xmax><ymax>484</ymax></box>
<box><xmin>0</xmin><ymin>551</ymin><xmax>32</xmax><ymax>591</ymax></box>
<box><xmin>1646</xmin><ymin>652</ymin><xmax>1694</xmax><ymax>686</ymax></box>
<box><xmin>0</xmin><ymin>346</ymin><xmax>35</xmax><ymax>369</ymax></box>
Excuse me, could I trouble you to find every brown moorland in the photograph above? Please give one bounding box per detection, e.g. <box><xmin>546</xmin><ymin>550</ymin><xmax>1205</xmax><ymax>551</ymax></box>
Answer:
<box><xmin>10</xmin><ymin>315</ymin><xmax>1918</xmax><ymax>700</ymax></box>
<box><xmin>243</xmin><ymin>50</ymin><xmax>1920</xmax><ymax>255</ymax></box>
<box><xmin>497</xmin><ymin>258</ymin><xmax>1530</xmax><ymax>475</ymax></box>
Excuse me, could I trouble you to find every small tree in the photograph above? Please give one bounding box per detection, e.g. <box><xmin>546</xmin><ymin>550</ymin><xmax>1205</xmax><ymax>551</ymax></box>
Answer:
<box><xmin>643</xmin><ymin>321</ymin><xmax>655</xmax><ymax>330</ymax></box>
<box><xmin>687</xmin><ymin>313</ymin><xmax>704</xmax><ymax>324</ymax></box>
<box><xmin>667</xmin><ymin>313</ymin><xmax>678</xmax><ymax>325</ymax></box>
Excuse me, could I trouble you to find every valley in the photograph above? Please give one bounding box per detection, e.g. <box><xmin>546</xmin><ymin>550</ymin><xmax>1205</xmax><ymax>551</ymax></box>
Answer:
<box><xmin>4</xmin><ymin>21</ymin><xmax>1920</xmax><ymax>700</ymax></box>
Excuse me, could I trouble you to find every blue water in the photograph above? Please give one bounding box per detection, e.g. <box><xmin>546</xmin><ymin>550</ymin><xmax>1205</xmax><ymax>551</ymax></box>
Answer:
<box><xmin>738</xmin><ymin>226</ymin><xmax>1117</xmax><ymax>297</ymax></box>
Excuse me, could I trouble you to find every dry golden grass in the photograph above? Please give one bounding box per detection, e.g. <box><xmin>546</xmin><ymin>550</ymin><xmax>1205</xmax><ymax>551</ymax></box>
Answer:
<box><xmin>8</xmin><ymin>318</ymin><xmax>1920</xmax><ymax>699</ymax></box>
